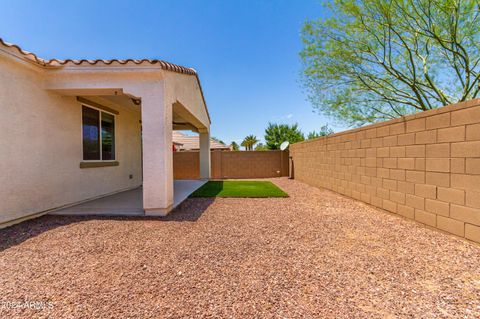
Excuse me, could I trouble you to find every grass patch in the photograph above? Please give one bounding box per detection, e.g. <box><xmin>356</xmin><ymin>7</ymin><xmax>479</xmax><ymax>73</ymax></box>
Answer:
<box><xmin>190</xmin><ymin>181</ymin><xmax>288</xmax><ymax>198</ymax></box>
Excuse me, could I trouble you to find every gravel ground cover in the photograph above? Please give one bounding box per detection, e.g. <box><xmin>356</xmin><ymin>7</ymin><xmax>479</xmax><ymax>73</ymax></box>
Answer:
<box><xmin>0</xmin><ymin>178</ymin><xmax>479</xmax><ymax>318</ymax></box>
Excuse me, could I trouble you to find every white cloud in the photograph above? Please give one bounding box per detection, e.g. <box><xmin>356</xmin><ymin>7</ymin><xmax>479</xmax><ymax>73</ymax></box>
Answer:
<box><xmin>278</xmin><ymin>113</ymin><xmax>293</xmax><ymax>120</ymax></box>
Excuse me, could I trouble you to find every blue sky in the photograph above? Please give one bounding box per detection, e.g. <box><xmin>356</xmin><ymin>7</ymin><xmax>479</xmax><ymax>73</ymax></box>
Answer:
<box><xmin>0</xmin><ymin>0</ymin><xmax>343</xmax><ymax>144</ymax></box>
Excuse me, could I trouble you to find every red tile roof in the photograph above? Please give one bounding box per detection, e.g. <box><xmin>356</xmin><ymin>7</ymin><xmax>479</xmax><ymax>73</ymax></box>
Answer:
<box><xmin>173</xmin><ymin>131</ymin><xmax>230</xmax><ymax>150</ymax></box>
<box><xmin>0</xmin><ymin>37</ymin><xmax>196</xmax><ymax>74</ymax></box>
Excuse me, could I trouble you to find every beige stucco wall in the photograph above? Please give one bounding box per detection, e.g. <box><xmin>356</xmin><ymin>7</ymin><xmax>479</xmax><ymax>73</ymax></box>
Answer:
<box><xmin>0</xmin><ymin>55</ymin><xmax>142</xmax><ymax>225</ymax></box>
<box><xmin>165</xmin><ymin>72</ymin><xmax>210</xmax><ymax>130</ymax></box>
<box><xmin>290</xmin><ymin>99</ymin><xmax>480</xmax><ymax>244</ymax></box>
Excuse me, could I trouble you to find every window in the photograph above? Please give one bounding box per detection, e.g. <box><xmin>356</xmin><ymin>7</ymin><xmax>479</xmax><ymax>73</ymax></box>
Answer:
<box><xmin>101</xmin><ymin>112</ymin><xmax>115</xmax><ymax>160</ymax></box>
<box><xmin>82</xmin><ymin>105</ymin><xmax>115</xmax><ymax>161</ymax></box>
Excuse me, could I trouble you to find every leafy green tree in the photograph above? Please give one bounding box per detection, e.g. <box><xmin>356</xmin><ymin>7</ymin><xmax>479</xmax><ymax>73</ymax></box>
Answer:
<box><xmin>301</xmin><ymin>0</ymin><xmax>480</xmax><ymax>126</ymax></box>
<box><xmin>264</xmin><ymin>123</ymin><xmax>305</xmax><ymax>150</ymax></box>
<box><xmin>230</xmin><ymin>141</ymin><xmax>240</xmax><ymax>151</ymax></box>
<box><xmin>307</xmin><ymin>124</ymin><xmax>334</xmax><ymax>139</ymax></box>
<box><xmin>254</xmin><ymin>143</ymin><xmax>268</xmax><ymax>151</ymax></box>
<box><xmin>241</xmin><ymin>135</ymin><xmax>259</xmax><ymax>151</ymax></box>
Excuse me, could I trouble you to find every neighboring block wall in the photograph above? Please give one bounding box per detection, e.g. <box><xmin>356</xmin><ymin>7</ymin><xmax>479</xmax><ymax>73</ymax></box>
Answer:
<box><xmin>174</xmin><ymin>150</ymin><xmax>289</xmax><ymax>179</ymax></box>
<box><xmin>174</xmin><ymin>151</ymin><xmax>200</xmax><ymax>179</ymax></box>
<box><xmin>213</xmin><ymin>150</ymin><xmax>289</xmax><ymax>179</ymax></box>
<box><xmin>290</xmin><ymin>99</ymin><xmax>480</xmax><ymax>243</ymax></box>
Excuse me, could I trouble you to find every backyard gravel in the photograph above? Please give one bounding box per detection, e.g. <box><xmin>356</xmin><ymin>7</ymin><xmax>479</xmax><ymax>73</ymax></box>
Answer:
<box><xmin>0</xmin><ymin>178</ymin><xmax>479</xmax><ymax>318</ymax></box>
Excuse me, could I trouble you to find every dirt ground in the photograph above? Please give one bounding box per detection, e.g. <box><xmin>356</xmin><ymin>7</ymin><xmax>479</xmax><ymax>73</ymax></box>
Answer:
<box><xmin>0</xmin><ymin>178</ymin><xmax>479</xmax><ymax>318</ymax></box>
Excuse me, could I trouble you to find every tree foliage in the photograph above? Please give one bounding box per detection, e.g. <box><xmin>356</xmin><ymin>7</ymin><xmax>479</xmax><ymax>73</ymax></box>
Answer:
<box><xmin>211</xmin><ymin>136</ymin><xmax>226</xmax><ymax>145</ymax></box>
<box><xmin>230</xmin><ymin>141</ymin><xmax>240</xmax><ymax>151</ymax></box>
<box><xmin>264</xmin><ymin>123</ymin><xmax>305</xmax><ymax>150</ymax></box>
<box><xmin>307</xmin><ymin>124</ymin><xmax>334</xmax><ymax>139</ymax></box>
<box><xmin>241</xmin><ymin>135</ymin><xmax>259</xmax><ymax>151</ymax></box>
<box><xmin>254</xmin><ymin>143</ymin><xmax>268</xmax><ymax>151</ymax></box>
<box><xmin>301</xmin><ymin>0</ymin><xmax>480</xmax><ymax>126</ymax></box>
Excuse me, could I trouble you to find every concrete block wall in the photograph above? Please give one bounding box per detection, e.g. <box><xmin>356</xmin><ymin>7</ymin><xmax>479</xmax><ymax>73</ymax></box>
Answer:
<box><xmin>290</xmin><ymin>99</ymin><xmax>480</xmax><ymax>243</ymax></box>
<box><xmin>173</xmin><ymin>151</ymin><xmax>200</xmax><ymax>179</ymax></box>
<box><xmin>213</xmin><ymin>150</ymin><xmax>289</xmax><ymax>179</ymax></box>
<box><xmin>174</xmin><ymin>150</ymin><xmax>289</xmax><ymax>179</ymax></box>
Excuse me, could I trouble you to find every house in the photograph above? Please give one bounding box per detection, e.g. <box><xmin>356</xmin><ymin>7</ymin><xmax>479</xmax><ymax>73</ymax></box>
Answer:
<box><xmin>0</xmin><ymin>38</ymin><xmax>211</xmax><ymax>227</ymax></box>
<box><xmin>173</xmin><ymin>131</ymin><xmax>231</xmax><ymax>151</ymax></box>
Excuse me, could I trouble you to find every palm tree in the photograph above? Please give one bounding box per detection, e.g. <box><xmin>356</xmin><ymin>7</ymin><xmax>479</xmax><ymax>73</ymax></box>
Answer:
<box><xmin>230</xmin><ymin>141</ymin><xmax>240</xmax><ymax>151</ymax></box>
<box><xmin>241</xmin><ymin>135</ymin><xmax>259</xmax><ymax>151</ymax></box>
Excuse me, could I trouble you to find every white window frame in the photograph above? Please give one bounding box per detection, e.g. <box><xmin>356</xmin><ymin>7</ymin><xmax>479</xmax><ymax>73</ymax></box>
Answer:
<box><xmin>81</xmin><ymin>103</ymin><xmax>117</xmax><ymax>162</ymax></box>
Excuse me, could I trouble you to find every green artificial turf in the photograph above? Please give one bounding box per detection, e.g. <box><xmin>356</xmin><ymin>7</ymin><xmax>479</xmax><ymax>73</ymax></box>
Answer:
<box><xmin>189</xmin><ymin>181</ymin><xmax>288</xmax><ymax>198</ymax></box>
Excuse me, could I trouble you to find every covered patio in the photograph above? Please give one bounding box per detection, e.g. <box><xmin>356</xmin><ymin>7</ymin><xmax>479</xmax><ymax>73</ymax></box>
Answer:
<box><xmin>50</xmin><ymin>180</ymin><xmax>207</xmax><ymax>216</ymax></box>
<box><xmin>44</xmin><ymin>61</ymin><xmax>212</xmax><ymax>217</ymax></box>
<box><xmin>0</xmin><ymin>38</ymin><xmax>214</xmax><ymax>227</ymax></box>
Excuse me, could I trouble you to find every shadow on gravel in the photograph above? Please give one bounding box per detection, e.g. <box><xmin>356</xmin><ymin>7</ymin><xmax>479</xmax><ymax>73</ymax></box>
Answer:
<box><xmin>0</xmin><ymin>198</ymin><xmax>215</xmax><ymax>252</ymax></box>
<box><xmin>161</xmin><ymin>198</ymin><xmax>215</xmax><ymax>222</ymax></box>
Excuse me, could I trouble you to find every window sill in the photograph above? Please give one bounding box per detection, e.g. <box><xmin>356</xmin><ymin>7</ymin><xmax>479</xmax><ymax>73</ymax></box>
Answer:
<box><xmin>80</xmin><ymin>161</ymin><xmax>119</xmax><ymax>169</ymax></box>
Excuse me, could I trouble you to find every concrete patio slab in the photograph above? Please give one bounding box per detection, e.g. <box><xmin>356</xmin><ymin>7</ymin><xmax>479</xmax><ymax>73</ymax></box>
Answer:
<box><xmin>50</xmin><ymin>180</ymin><xmax>207</xmax><ymax>216</ymax></box>
<box><xmin>173</xmin><ymin>179</ymin><xmax>207</xmax><ymax>208</ymax></box>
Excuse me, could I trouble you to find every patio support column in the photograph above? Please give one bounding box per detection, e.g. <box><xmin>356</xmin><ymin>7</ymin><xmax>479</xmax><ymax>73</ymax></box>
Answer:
<box><xmin>140</xmin><ymin>85</ymin><xmax>174</xmax><ymax>215</ymax></box>
<box><xmin>199</xmin><ymin>129</ymin><xmax>211</xmax><ymax>179</ymax></box>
